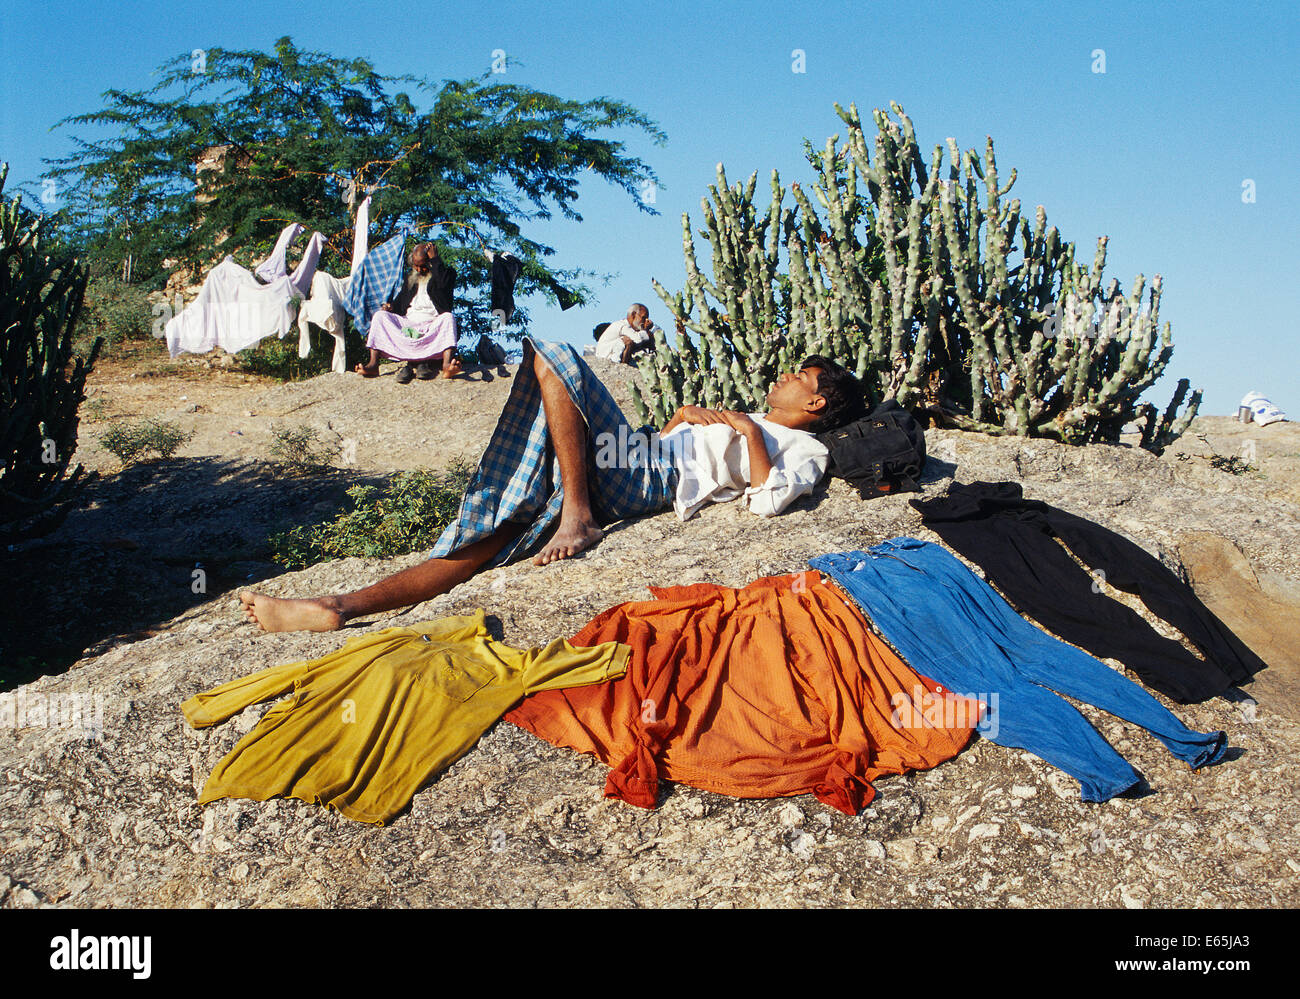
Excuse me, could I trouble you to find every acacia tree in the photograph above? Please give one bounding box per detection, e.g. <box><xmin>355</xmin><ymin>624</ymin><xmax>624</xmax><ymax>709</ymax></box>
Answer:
<box><xmin>41</xmin><ymin>36</ymin><xmax>664</xmax><ymax>338</ymax></box>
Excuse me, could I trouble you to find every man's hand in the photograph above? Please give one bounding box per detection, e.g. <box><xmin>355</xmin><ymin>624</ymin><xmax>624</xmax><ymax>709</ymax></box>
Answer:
<box><xmin>664</xmin><ymin>407</ymin><xmax>772</xmax><ymax>487</ymax></box>
<box><xmin>715</xmin><ymin>410</ymin><xmax>760</xmax><ymax>437</ymax></box>
<box><xmin>676</xmin><ymin>405</ymin><xmax>728</xmax><ymax>427</ymax></box>
<box><xmin>678</xmin><ymin>407</ymin><xmax>758</xmax><ymax>433</ymax></box>
<box><xmin>666</xmin><ymin>406</ymin><xmax>759</xmax><ymax>434</ymax></box>
<box><xmin>381</xmin><ymin>302</ymin><xmax>393</xmax><ymax>312</ymax></box>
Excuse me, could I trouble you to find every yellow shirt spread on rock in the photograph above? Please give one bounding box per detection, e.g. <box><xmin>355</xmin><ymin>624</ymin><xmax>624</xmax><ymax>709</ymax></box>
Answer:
<box><xmin>182</xmin><ymin>612</ymin><xmax>630</xmax><ymax>824</ymax></box>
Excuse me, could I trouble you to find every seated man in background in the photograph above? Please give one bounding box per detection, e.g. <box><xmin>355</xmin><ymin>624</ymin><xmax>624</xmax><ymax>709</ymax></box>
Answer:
<box><xmin>240</xmin><ymin>340</ymin><xmax>864</xmax><ymax>633</ymax></box>
<box><xmin>594</xmin><ymin>303</ymin><xmax>657</xmax><ymax>364</ymax></box>
<box><xmin>355</xmin><ymin>242</ymin><xmax>463</xmax><ymax>383</ymax></box>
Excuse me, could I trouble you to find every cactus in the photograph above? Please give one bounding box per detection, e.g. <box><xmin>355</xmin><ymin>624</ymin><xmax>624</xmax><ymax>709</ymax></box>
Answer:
<box><xmin>640</xmin><ymin>103</ymin><xmax>1200</xmax><ymax>453</ymax></box>
<box><xmin>1</xmin><ymin>164</ymin><xmax>101</xmax><ymax>542</ymax></box>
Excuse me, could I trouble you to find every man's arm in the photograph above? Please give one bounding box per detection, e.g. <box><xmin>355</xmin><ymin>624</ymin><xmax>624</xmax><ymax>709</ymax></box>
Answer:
<box><xmin>720</xmin><ymin>412</ymin><xmax>772</xmax><ymax>487</ymax></box>
<box><xmin>428</xmin><ymin>258</ymin><xmax>456</xmax><ymax>313</ymax></box>
<box><xmin>661</xmin><ymin>405</ymin><xmax>722</xmax><ymax>434</ymax></box>
<box><xmin>386</xmin><ymin>284</ymin><xmax>415</xmax><ymax>316</ymax></box>
<box><xmin>660</xmin><ymin>408</ymin><xmax>773</xmax><ymax>488</ymax></box>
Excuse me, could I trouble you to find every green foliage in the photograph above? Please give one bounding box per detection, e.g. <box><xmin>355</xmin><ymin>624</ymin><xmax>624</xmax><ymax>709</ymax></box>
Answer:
<box><xmin>268</xmin><ymin>463</ymin><xmax>473</xmax><ymax>570</ymax></box>
<box><xmin>1205</xmin><ymin>454</ymin><xmax>1257</xmax><ymax>476</ymax></box>
<box><xmin>76</xmin><ymin>269</ymin><xmax>154</xmax><ymax>349</ymax></box>
<box><xmin>235</xmin><ymin>322</ymin><xmax>368</xmax><ymax>381</ymax></box>
<box><xmin>98</xmin><ymin>417</ymin><xmax>194</xmax><ymax>466</ymax></box>
<box><xmin>638</xmin><ymin>102</ymin><xmax>1200</xmax><ymax>453</ymax></box>
<box><xmin>237</xmin><ymin>330</ymin><xmax>320</xmax><ymax>381</ymax></box>
<box><xmin>268</xmin><ymin>423</ymin><xmax>342</xmax><ymax>472</ymax></box>
<box><xmin>0</xmin><ymin>163</ymin><xmax>100</xmax><ymax>543</ymax></box>
<box><xmin>40</xmin><ymin>36</ymin><xmax>665</xmax><ymax>339</ymax></box>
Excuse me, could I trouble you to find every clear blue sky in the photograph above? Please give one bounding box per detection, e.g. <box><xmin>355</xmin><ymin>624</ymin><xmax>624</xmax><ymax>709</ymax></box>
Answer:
<box><xmin>2</xmin><ymin>0</ymin><xmax>1295</xmax><ymax>415</ymax></box>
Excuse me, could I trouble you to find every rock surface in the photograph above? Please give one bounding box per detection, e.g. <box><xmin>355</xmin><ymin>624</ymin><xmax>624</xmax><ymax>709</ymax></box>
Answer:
<box><xmin>2</xmin><ymin>355</ymin><xmax>1298</xmax><ymax>908</ymax></box>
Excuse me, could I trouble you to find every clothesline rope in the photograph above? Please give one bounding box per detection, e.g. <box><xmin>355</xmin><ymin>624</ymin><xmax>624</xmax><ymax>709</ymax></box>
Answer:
<box><xmin>255</xmin><ymin>217</ymin><xmax>493</xmax><ymax>262</ymax></box>
<box><xmin>257</xmin><ymin>219</ymin><xmax>348</xmax><ymax>260</ymax></box>
<box><xmin>411</xmin><ymin>220</ymin><xmax>489</xmax><ymax>255</ymax></box>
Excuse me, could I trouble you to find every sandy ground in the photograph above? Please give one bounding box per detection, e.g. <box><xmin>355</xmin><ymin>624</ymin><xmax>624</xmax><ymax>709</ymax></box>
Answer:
<box><xmin>2</xmin><ymin>334</ymin><xmax>1299</xmax><ymax>909</ymax></box>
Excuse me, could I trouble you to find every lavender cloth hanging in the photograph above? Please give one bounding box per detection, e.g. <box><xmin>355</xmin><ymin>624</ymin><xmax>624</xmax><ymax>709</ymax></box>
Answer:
<box><xmin>254</xmin><ymin>223</ymin><xmax>323</xmax><ymax>297</ymax></box>
<box><xmin>254</xmin><ymin>223</ymin><xmax>303</xmax><ymax>283</ymax></box>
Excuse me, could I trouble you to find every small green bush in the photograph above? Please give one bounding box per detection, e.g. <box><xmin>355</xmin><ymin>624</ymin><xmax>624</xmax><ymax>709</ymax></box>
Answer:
<box><xmin>269</xmin><ymin>423</ymin><xmax>342</xmax><ymax>472</ymax></box>
<box><xmin>235</xmin><ymin>325</ymin><xmax>323</xmax><ymax>381</ymax></box>
<box><xmin>236</xmin><ymin>321</ymin><xmax>367</xmax><ymax>381</ymax></box>
<box><xmin>78</xmin><ymin>273</ymin><xmax>154</xmax><ymax>349</ymax></box>
<box><xmin>268</xmin><ymin>463</ymin><xmax>473</xmax><ymax>570</ymax></box>
<box><xmin>99</xmin><ymin>417</ymin><xmax>194</xmax><ymax>466</ymax></box>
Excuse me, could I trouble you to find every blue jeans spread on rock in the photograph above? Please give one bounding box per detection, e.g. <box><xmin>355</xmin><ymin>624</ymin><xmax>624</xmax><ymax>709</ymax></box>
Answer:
<box><xmin>810</xmin><ymin>538</ymin><xmax>1228</xmax><ymax>802</ymax></box>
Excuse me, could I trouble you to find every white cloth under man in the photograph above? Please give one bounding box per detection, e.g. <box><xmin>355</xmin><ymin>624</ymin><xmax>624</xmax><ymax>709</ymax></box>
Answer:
<box><xmin>1240</xmin><ymin>391</ymin><xmax>1288</xmax><ymax>426</ymax></box>
<box><xmin>660</xmin><ymin>413</ymin><xmax>828</xmax><ymax>520</ymax></box>
<box><xmin>594</xmin><ymin>318</ymin><xmax>653</xmax><ymax>362</ymax></box>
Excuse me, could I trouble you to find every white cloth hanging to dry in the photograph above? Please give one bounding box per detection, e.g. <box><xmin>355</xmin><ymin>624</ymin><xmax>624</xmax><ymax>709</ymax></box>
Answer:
<box><xmin>165</xmin><ymin>222</ymin><xmax>324</xmax><ymax>358</ymax></box>
<box><xmin>297</xmin><ymin>196</ymin><xmax>371</xmax><ymax>373</ymax></box>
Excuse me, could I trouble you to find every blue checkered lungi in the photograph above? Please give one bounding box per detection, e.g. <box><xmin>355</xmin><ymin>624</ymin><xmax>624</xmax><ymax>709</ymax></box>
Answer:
<box><xmin>429</xmin><ymin>338</ymin><xmax>678</xmax><ymax>567</ymax></box>
<box><xmin>344</xmin><ymin>230</ymin><xmax>407</xmax><ymax>333</ymax></box>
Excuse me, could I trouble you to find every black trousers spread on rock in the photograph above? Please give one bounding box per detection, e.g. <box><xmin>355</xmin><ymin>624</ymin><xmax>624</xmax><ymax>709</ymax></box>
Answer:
<box><xmin>911</xmin><ymin>481</ymin><xmax>1267</xmax><ymax>704</ymax></box>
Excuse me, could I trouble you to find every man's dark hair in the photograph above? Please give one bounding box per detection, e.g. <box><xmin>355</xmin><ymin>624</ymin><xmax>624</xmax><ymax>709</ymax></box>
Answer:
<box><xmin>593</xmin><ymin>322</ymin><xmax>611</xmax><ymax>342</ymax></box>
<box><xmin>799</xmin><ymin>355</ymin><xmax>867</xmax><ymax>433</ymax></box>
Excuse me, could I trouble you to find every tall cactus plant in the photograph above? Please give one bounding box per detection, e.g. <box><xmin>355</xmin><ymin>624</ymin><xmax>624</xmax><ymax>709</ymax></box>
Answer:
<box><xmin>636</xmin><ymin>102</ymin><xmax>1200</xmax><ymax>451</ymax></box>
<box><xmin>1</xmin><ymin>164</ymin><xmax>101</xmax><ymax>542</ymax></box>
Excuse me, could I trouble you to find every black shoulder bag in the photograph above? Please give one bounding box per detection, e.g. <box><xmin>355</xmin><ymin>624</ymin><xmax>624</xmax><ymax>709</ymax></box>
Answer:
<box><xmin>817</xmin><ymin>399</ymin><xmax>927</xmax><ymax>500</ymax></box>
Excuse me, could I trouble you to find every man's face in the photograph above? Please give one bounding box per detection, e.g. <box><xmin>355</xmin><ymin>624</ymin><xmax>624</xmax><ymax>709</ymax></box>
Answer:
<box><xmin>413</xmin><ymin>250</ymin><xmax>431</xmax><ymax>275</ymax></box>
<box><xmin>766</xmin><ymin>366</ymin><xmax>826</xmax><ymax>415</ymax></box>
<box><xmin>629</xmin><ymin>307</ymin><xmax>650</xmax><ymax>331</ymax></box>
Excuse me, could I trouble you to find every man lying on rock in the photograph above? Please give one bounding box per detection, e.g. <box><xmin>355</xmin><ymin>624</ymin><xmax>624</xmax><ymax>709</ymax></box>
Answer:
<box><xmin>240</xmin><ymin>338</ymin><xmax>865</xmax><ymax>633</ymax></box>
<box><xmin>355</xmin><ymin>242</ymin><xmax>463</xmax><ymax>383</ymax></box>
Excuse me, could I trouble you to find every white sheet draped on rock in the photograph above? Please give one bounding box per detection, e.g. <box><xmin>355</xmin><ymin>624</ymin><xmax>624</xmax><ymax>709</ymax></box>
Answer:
<box><xmin>296</xmin><ymin>196</ymin><xmax>371</xmax><ymax>373</ymax></box>
<box><xmin>165</xmin><ymin>222</ymin><xmax>324</xmax><ymax>359</ymax></box>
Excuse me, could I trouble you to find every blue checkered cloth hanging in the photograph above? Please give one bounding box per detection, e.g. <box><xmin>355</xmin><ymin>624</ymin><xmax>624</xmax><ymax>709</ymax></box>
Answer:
<box><xmin>345</xmin><ymin>230</ymin><xmax>408</xmax><ymax>332</ymax></box>
<box><xmin>429</xmin><ymin>338</ymin><xmax>678</xmax><ymax>568</ymax></box>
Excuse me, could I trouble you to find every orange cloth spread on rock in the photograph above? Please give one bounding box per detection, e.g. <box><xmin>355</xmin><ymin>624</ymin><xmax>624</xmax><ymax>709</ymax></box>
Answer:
<box><xmin>504</xmin><ymin>572</ymin><xmax>980</xmax><ymax>814</ymax></box>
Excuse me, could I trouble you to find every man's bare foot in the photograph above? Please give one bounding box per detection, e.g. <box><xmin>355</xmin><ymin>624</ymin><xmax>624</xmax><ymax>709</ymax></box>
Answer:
<box><xmin>441</xmin><ymin>357</ymin><xmax>463</xmax><ymax>379</ymax></box>
<box><xmin>354</xmin><ymin>363</ymin><xmax>379</xmax><ymax>378</ymax></box>
<box><xmin>532</xmin><ymin>518</ymin><xmax>603</xmax><ymax>566</ymax></box>
<box><xmin>239</xmin><ymin>590</ymin><xmax>345</xmax><ymax>633</ymax></box>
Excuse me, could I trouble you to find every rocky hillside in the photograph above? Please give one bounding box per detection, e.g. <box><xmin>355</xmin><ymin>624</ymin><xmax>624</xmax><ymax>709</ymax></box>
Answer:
<box><xmin>2</xmin><ymin>352</ymin><xmax>1297</xmax><ymax>907</ymax></box>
